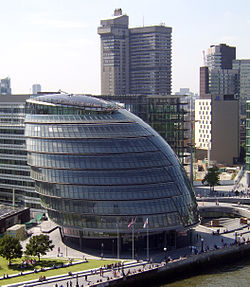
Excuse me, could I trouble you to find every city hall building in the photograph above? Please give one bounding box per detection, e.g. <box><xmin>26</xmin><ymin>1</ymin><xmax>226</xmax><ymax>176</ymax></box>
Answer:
<box><xmin>25</xmin><ymin>94</ymin><xmax>199</xmax><ymax>252</ymax></box>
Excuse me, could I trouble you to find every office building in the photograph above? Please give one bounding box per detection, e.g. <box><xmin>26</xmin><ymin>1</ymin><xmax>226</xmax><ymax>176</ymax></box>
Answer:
<box><xmin>25</xmin><ymin>93</ymin><xmax>199</xmax><ymax>251</ymax></box>
<box><xmin>207</xmin><ymin>44</ymin><xmax>236</xmax><ymax>70</ymax></box>
<box><xmin>195</xmin><ymin>96</ymin><xmax>239</xmax><ymax>166</ymax></box>
<box><xmin>0</xmin><ymin>94</ymin><xmax>41</xmax><ymax>213</ymax></box>
<box><xmin>209</xmin><ymin>68</ymin><xmax>239</xmax><ymax>96</ymax></box>
<box><xmin>200</xmin><ymin>67</ymin><xmax>209</xmax><ymax>98</ymax></box>
<box><xmin>246</xmin><ymin>100</ymin><xmax>250</xmax><ymax>185</ymax></box>
<box><xmin>0</xmin><ymin>77</ymin><xmax>11</xmax><ymax>95</ymax></box>
<box><xmin>32</xmin><ymin>84</ymin><xmax>42</xmax><ymax>95</ymax></box>
<box><xmin>98</xmin><ymin>94</ymin><xmax>187</xmax><ymax>163</ymax></box>
<box><xmin>200</xmin><ymin>44</ymin><xmax>237</xmax><ymax>97</ymax></box>
<box><xmin>98</xmin><ymin>9</ymin><xmax>172</xmax><ymax>96</ymax></box>
<box><xmin>233</xmin><ymin>59</ymin><xmax>250</xmax><ymax>116</ymax></box>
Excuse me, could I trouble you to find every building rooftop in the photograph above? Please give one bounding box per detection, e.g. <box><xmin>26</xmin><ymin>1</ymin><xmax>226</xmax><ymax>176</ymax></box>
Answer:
<box><xmin>27</xmin><ymin>94</ymin><xmax>119</xmax><ymax>112</ymax></box>
<box><xmin>0</xmin><ymin>205</ymin><xmax>28</xmax><ymax>221</ymax></box>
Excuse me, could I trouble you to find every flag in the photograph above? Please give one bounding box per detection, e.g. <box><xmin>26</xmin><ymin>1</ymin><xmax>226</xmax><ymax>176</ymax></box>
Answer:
<box><xmin>143</xmin><ymin>218</ymin><xmax>148</xmax><ymax>228</ymax></box>
<box><xmin>128</xmin><ymin>218</ymin><xmax>134</xmax><ymax>228</ymax></box>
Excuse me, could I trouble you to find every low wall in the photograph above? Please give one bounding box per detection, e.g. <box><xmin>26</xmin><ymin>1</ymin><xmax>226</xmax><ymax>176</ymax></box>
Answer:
<box><xmin>198</xmin><ymin>204</ymin><xmax>250</xmax><ymax>219</ymax></box>
<box><xmin>96</xmin><ymin>243</ymin><xmax>250</xmax><ymax>287</ymax></box>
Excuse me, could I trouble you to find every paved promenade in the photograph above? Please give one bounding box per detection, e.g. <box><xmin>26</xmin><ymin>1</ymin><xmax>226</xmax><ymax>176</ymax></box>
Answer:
<box><xmin>5</xmin><ymin>182</ymin><xmax>250</xmax><ymax>287</ymax></box>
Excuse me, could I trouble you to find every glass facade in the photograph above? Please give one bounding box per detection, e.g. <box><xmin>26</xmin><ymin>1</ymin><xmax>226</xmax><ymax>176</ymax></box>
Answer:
<box><xmin>25</xmin><ymin>94</ymin><xmax>199</xmax><ymax>249</ymax></box>
<box><xmin>0</xmin><ymin>95</ymin><xmax>41</xmax><ymax>211</ymax></box>
<box><xmin>246</xmin><ymin>101</ymin><xmax>250</xmax><ymax>171</ymax></box>
<box><xmin>98</xmin><ymin>94</ymin><xmax>187</xmax><ymax>162</ymax></box>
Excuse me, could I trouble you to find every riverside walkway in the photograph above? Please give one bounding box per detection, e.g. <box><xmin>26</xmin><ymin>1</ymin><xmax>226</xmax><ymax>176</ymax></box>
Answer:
<box><xmin>4</xmin><ymin>185</ymin><xmax>250</xmax><ymax>287</ymax></box>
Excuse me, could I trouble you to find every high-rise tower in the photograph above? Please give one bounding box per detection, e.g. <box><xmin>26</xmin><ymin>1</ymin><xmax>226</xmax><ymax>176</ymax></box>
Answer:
<box><xmin>207</xmin><ymin>44</ymin><xmax>236</xmax><ymax>70</ymax></box>
<box><xmin>98</xmin><ymin>9</ymin><xmax>172</xmax><ymax>96</ymax></box>
<box><xmin>98</xmin><ymin>9</ymin><xmax>130</xmax><ymax>95</ymax></box>
<box><xmin>200</xmin><ymin>44</ymin><xmax>237</xmax><ymax>98</ymax></box>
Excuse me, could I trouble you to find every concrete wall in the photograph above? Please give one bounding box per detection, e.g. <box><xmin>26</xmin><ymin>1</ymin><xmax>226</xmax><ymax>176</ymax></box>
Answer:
<box><xmin>211</xmin><ymin>99</ymin><xmax>239</xmax><ymax>166</ymax></box>
<box><xmin>102</xmin><ymin>243</ymin><xmax>250</xmax><ymax>287</ymax></box>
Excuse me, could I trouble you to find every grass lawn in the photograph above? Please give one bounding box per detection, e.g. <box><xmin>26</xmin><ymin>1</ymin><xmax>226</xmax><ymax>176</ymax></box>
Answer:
<box><xmin>0</xmin><ymin>257</ymin><xmax>120</xmax><ymax>286</ymax></box>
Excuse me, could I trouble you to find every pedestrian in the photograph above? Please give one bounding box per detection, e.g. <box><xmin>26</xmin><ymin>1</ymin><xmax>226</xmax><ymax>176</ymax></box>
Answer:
<box><xmin>58</xmin><ymin>246</ymin><xmax>60</xmax><ymax>257</ymax></box>
<box><xmin>67</xmin><ymin>282</ymin><xmax>69</xmax><ymax>287</ymax></box>
<box><xmin>70</xmin><ymin>280</ymin><xmax>72</xmax><ymax>287</ymax></box>
<box><xmin>85</xmin><ymin>274</ymin><xmax>87</xmax><ymax>281</ymax></box>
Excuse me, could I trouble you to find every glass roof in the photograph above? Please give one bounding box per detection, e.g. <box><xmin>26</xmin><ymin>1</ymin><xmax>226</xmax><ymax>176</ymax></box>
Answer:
<box><xmin>27</xmin><ymin>94</ymin><xmax>119</xmax><ymax>112</ymax></box>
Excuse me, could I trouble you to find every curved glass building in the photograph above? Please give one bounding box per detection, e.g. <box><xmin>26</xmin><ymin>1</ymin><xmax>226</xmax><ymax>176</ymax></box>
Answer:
<box><xmin>25</xmin><ymin>94</ymin><xmax>199</xmax><ymax>251</ymax></box>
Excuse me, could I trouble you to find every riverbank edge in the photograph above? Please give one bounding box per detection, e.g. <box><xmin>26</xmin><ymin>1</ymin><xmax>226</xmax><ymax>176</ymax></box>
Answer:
<box><xmin>101</xmin><ymin>243</ymin><xmax>250</xmax><ymax>287</ymax></box>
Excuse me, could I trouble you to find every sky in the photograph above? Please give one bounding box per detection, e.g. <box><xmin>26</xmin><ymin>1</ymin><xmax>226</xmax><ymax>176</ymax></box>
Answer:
<box><xmin>0</xmin><ymin>0</ymin><xmax>250</xmax><ymax>95</ymax></box>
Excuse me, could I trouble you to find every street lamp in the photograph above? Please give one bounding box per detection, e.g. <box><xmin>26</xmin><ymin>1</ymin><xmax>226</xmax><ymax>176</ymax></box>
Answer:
<box><xmin>101</xmin><ymin>242</ymin><xmax>104</xmax><ymax>259</ymax></box>
<box><xmin>235</xmin><ymin>232</ymin><xmax>238</xmax><ymax>244</ymax></box>
<box><xmin>163</xmin><ymin>247</ymin><xmax>167</xmax><ymax>262</ymax></box>
<box><xmin>201</xmin><ymin>238</ymin><xmax>204</xmax><ymax>253</ymax></box>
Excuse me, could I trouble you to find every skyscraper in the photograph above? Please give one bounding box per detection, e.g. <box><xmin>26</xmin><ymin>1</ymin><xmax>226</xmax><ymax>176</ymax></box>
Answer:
<box><xmin>98</xmin><ymin>9</ymin><xmax>172</xmax><ymax>96</ymax></box>
<box><xmin>32</xmin><ymin>84</ymin><xmax>41</xmax><ymax>95</ymax></box>
<box><xmin>97</xmin><ymin>10</ymin><xmax>130</xmax><ymax>95</ymax></box>
<box><xmin>207</xmin><ymin>44</ymin><xmax>236</xmax><ymax>70</ymax></box>
<box><xmin>0</xmin><ymin>77</ymin><xmax>11</xmax><ymax>95</ymax></box>
<box><xmin>200</xmin><ymin>44</ymin><xmax>237</xmax><ymax>98</ymax></box>
<box><xmin>233</xmin><ymin>59</ymin><xmax>250</xmax><ymax>115</ymax></box>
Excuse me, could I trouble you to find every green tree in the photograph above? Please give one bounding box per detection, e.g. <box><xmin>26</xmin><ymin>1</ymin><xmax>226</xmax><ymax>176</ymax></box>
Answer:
<box><xmin>25</xmin><ymin>234</ymin><xmax>54</xmax><ymax>262</ymax></box>
<box><xmin>202</xmin><ymin>166</ymin><xmax>220</xmax><ymax>192</ymax></box>
<box><xmin>0</xmin><ymin>235</ymin><xmax>23</xmax><ymax>264</ymax></box>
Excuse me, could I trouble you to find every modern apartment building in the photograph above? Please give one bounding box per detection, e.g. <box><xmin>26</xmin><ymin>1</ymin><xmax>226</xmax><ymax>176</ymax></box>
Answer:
<box><xmin>0</xmin><ymin>94</ymin><xmax>41</xmax><ymax>213</ymax></box>
<box><xmin>98</xmin><ymin>9</ymin><xmax>172</xmax><ymax>96</ymax></box>
<box><xmin>195</xmin><ymin>96</ymin><xmax>239</xmax><ymax>166</ymax></box>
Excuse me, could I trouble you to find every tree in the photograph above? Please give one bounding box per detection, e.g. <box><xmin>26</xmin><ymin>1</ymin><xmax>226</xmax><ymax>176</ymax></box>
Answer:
<box><xmin>0</xmin><ymin>235</ymin><xmax>23</xmax><ymax>264</ymax></box>
<box><xmin>202</xmin><ymin>166</ymin><xmax>220</xmax><ymax>192</ymax></box>
<box><xmin>25</xmin><ymin>234</ymin><xmax>54</xmax><ymax>261</ymax></box>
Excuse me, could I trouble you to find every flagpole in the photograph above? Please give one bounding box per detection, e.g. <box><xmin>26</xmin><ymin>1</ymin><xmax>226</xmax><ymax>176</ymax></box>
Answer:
<box><xmin>117</xmin><ymin>223</ymin><xmax>120</xmax><ymax>259</ymax></box>
<box><xmin>132</xmin><ymin>224</ymin><xmax>134</xmax><ymax>260</ymax></box>
<box><xmin>147</xmin><ymin>222</ymin><xmax>149</xmax><ymax>261</ymax></box>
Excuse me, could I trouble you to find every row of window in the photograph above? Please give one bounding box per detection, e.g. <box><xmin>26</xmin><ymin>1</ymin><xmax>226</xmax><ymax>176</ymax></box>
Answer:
<box><xmin>0</xmin><ymin>139</ymin><xmax>25</xmax><ymax>145</ymax></box>
<box><xmin>27</xmin><ymin>151</ymin><xmax>170</xmax><ymax>170</ymax></box>
<box><xmin>0</xmin><ymin>177</ymin><xmax>34</xmax><ymax>187</ymax></box>
<box><xmin>0</xmin><ymin>158</ymin><xmax>27</xmax><ymax>166</ymax></box>
<box><xmin>41</xmin><ymin>196</ymin><xmax>178</xmax><ymax>215</ymax></box>
<box><xmin>36</xmin><ymin>182</ymin><xmax>181</xmax><ymax>200</ymax></box>
<box><xmin>0</xmin><ymin>169</ymin><xmax>30</xmax><ymax>177</ymax></box>
<box><xmin>0</xmin><ymin>129</ymin><xmax>24</xmax><ymax>135</ymax></box>
<box><xmin>49</xmin><ymin>210</ymin><xmax>182</xmax><ymax>231</ymax></box>
<box><xmin>25</xmin><ymin>123</ymin><xmax>151</xmax><ymax>138</ymax></box>
<box><xmin>0</xmin><ymin>149</ymin><xmax>27</xmax><ymax>155</ymax></box>
<box><xmin>26</xmin><ymin>137</ymin><xmax>158</xmax><ymax>154</ymax></box>
<box><xmin>25</xmin><ymin>111</ymin><xmax>127</xmax><ymax>124</ymax></box>
<box><xmin>31</xmin><ymin>167</ymin><xmax>173</xmax><ymax>185</ymax></box>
